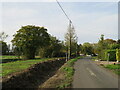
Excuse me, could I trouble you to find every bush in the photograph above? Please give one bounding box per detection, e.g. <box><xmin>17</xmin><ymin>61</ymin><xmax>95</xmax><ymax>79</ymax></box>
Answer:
<box><xmin>116</xmin><ymin>49</ymin><xmax>120</xmax><ymax>62</ymax></box>
<box><xmin>104</xmin><ymin>49</ymin><xmax>116</xmax><ymax>61</ymax></box>
<box><xmin>97</xmin><ymin>50</ymin><xmax>106</xmax><ymax>60</ymax></box>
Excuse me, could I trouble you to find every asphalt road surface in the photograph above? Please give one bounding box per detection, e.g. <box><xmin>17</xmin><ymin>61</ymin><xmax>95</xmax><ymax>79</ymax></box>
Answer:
<box><xmin>72</xmin><ymin>57</ymin><xmax>118</xmax><ymax>88</ymax></box>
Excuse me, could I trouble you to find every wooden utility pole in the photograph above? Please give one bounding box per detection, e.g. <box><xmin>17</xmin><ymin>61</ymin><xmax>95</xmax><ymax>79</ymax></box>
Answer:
<box><xmin>76</xmin><ymin>36</ymin><xmax>78</xmax><ymax>57</ymax></box>
<box><xmin>65</xmin><ymin>20</ymin><xmax>77</xmax><ymax>60</ymax></box>
<box><xmin>68</xmin><ymin>20</ymin><xmax>72</xmax><ymax>60</ymax></box>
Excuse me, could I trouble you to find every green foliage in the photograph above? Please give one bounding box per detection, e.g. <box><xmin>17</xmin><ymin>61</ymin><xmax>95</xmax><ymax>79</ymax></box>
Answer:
<box><xmin>2</xmin><ymin>59</ymin><xmax>44</xmax><ymax>77</ymax></box>
<box><xmin>0</xmin><ymin>55</ymin><xmax>20</xmax><ymax>63</ymax></box>
<box><xmin>57</xmin><ymin>83</ymin><xmax>71</xmax><ymax>89</ymax></box>
<box><xmin>0</xmin><ymin>55</ymin><xmax>18</xmax><ymax>59</ymax></box>
<box><xmin>39</xmin><ymin>36</ymin><xmax>65</xmax><ymax>58</ymax></box>
<box><xmin>0</xmin><ymin>32</ymin><xmax>8</xmax><ymax>41</ymax></box>
<box><xmin>116</xmin><ymin>49</ymin><xmax>120</xmax><ymax>61</ymax></box>
<box><xmin>104</xmin><ymin>64</ymin><xmax>120</xmax><ymax>75</ymax></box>
<box><xmin>67</xmin><ymin>58</ymin><xmax>78</xmax><ymax>66</ymax></box>
<box><xmin>97</xmin><ymin>35</ymin><xmax>106</xmax><ymax>59</ymax></box>
<box><xmin>109</xmin><ymin>43</ymin><xmax>120</xmax><ymax>49</ymax></box>
<box><xmin>0</xmin><ymin>41</ymin><xmax>9</xmax><ymax>55</ymax></box>
<box><xmin>81</xmin><ymin>42</ymin><xmax>94</xmax><ymax>55</ymax></box>
<box><xmin>64</xmin><ymin>23</ymin><xmax>78</xmax><ymax>59</ymax></box>
<box><xmin>104</xmin><ymin>39</ymin><xmax>116</xmax><ymax>44</ymax></box>
<box><xmin>97</xmin><ymin>35</ymin><xmax>117</xmax><ymax>59</ymax></box>
<box><xmin>117</xmin><ymin>39</ymin><xmax>120</xmax><ymax>44</ymax></box>
<box><xmin>105</xmin><ymin>64</ymin><xmax>120</xmax><ymax>69</ymax></box>
<box><xmin>12</xmin><ymin>25</ymin><xmax>50</xmax><ymax>59</ymax></box>
<box><xmin>104</xmin><ymin>49</ymin><xmax>116</xmax><ymax>61</ymax></box>
<box><xmin>57</xmin><ymin>57</ymin><xmax>81</xmax><ymax>89</ymax></box>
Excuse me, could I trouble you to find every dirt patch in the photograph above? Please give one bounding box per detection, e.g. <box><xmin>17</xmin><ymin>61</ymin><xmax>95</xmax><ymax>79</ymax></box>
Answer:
<box><xmin>2</xmin><ymin>59</ymin><xmax>66</xmax><ymax>89</ymax></box>
<box><xmin>94</xmin><ymin>61</ymin><xmax>118</xmax><ymax>65</ymax></box>
<box><xmin>94</xmin><ymin>60</ymin><xmax>120</xmax><ymax>76</ymax></box>
<box><xmin>39</xmin><ymin>64</ymin><xmax>66</xmax><ymax>89</ymax></box>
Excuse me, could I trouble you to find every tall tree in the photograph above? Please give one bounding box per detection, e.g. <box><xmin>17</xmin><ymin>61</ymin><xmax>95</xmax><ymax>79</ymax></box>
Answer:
<box><xmin>0</xmin><ymin>32</ymin><xmax>8</xmax><ymax>55</ymax></box>
<box><xmin>81</xmin><ymin>42</ymin><xmax>94</xmax><ymax>55</ymax></box>
<box><xmin>0</xmin><ymin>41</ymin><xmax>9</xmax><ymax>55</ymax></box>
<box><xmin>0</xmin><ymin>32</ymin><xmax>8</xmax><ymax>41</ymax></box>
<box><xmin>65</xmin><ymin>21</ymin><xmax>77</xmax><ymax>59</ymax></box>
<box><xmin>39</xmin><ymin>36</ymin><xmax>65</xmax><ymax>58</ymax></box>
<box><xmin>117</xmin><ymin>39</ymin><xmax>120</xmax><ymax>44</ymax></box>
<box><xmin>97</xmin><ymin>34</ymin><xmax>105</xmax><ymax>59</ymax></box>
<box><xmin>12</xmin><ymin>25</ymin><xmax>50</xmax><ymax>59</ymax></box>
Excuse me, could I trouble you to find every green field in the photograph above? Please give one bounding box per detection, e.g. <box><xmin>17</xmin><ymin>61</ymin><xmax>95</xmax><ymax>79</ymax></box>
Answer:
<box><xmin>104</xmin><ymin>64</ymin><xmax>120</xmax><ymax>75</ymax></box>
<box><xmin>0</xmin><ymin>55</ymin><xmax>21</xmax><ymax>63</ymax></box>
<box><xmin>1</xmin><ymin>57</ymin><xmax>65</xmax><ymax>77</ymax></box>
<box><xmin>0</xmin><ymin>55</ymin><xmax>43</xmax><ymax>63</ymax></box>
<box><xmin>0</xmin><ymin>55</ymin><xmax>19</xmax><ymax>59</ymax></box>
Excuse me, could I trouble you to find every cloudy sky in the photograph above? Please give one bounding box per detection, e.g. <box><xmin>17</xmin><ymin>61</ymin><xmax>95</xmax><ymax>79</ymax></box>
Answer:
<box><xmin>0</xmin><ymin>1</ymin><xmax>118</xmax><ymax>44</ymax></box>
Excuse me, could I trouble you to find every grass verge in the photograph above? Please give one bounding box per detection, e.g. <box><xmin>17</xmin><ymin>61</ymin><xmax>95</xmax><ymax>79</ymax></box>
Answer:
<box><xmin>57</xmin><ymin>57</ymin><xmax>79</xmax><ymax>88</ymax></box>
<box><xmin>91</xmin><ymin>56</ymin><xmax>98</xmax><ymax>61</ymax></box>
<box><xmin>1</xmin><ymin>57</ymin><xmax>65</xmax><ymax>77</ymax></box>
<box><xmin>104</xmin><ymin>64</ymin><xmax>120</xmax><ymax>75</ymax></box>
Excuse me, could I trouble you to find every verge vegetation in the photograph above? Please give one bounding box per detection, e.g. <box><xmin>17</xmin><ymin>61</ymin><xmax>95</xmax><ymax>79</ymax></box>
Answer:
<box><xmin>104</xmin><ymin>64</ymin><xmax>120</xmax><ymax>75</ymax></box>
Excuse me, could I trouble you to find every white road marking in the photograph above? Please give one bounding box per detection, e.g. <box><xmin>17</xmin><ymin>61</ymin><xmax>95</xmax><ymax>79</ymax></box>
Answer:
<box><xmin>86</xmin><ymin>68</ymin><xmax>97</xmax><ymax>77</ymax></box>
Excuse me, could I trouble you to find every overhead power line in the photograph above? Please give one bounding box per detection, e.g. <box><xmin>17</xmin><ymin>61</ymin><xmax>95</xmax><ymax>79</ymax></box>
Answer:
<box><xmin>56</xmin><ymin>0</ymin><xmax>78</xmax><ymax>60</ymax></box>
<box><xmin>56</xmin><ymin>0</ymin><xmax>73</xmax><ymax>25</ymax></box>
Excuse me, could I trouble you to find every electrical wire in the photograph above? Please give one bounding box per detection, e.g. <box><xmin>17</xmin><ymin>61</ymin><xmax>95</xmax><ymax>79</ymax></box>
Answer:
<box><xmin>56</xmin><ymin>0</ymin><xmax>73</xmax><ymax>25</ymax></box>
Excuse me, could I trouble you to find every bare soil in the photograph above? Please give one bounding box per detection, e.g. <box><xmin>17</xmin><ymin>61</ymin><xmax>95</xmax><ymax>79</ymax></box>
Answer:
<box><xmin>94</xmin><ymin>60</ymin><xmax>119</xmax><ymax>65</ymax></box>
<box><xmin>39</xmin><ymin>63</ymin><xmax>67</xmax><ymax>89</ymax></box>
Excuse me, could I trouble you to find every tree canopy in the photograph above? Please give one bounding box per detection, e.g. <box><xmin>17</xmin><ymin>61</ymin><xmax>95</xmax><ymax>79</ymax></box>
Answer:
<box><xmin>0</xmin><ymin>41</ymin><xmax>9</xmax><ymax>55</ymax></box>
<box><xmin>39</xmin><ymin>36</ymin><xmax>65</xmax><ymax>58</ymax></box>
<box><xmin>64</xmin><ymin>22</ymin><xmax>77</xmax><ymax>59</ymax></box>
<box><xmin>12</xmin><ymin>25</ymin><xmax>50</xmax><ymax>59</ymax></box>
<box><xmin>0</xmin><ymin>32</ymin><xmax>8</xmax><ymax>41</ymax></box>
<box><xmin>81</xmin><ymin>42</ymin><xmax>94</xmax><ymax>55</ymax></box>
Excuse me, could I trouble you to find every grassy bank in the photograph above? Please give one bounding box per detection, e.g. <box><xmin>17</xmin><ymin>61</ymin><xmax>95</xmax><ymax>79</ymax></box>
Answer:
<box><xmin>57</xmin><ymin>57</ymin><xmax>80</xmax><ymax>88</ymax></box>
<box><xmin>104</xmin><ymin>64</ymin><xmax>120</xmax><ymax>75</ymax></box>
<box><xmin>1</xmin><ymin>57</ymin><xmax>65</xmax><ymax>77</ymax></box>
<box><xmin>40</xmin><ymin>57</ymin><xmax>81</xmax><ymax>89</ymax></box>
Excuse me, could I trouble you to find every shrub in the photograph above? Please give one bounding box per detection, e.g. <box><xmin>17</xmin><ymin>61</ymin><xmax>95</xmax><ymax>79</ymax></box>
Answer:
<box><xmin>116</xmin><ymin>49</ymin><xmax>120</xmax><ymax>62</ymax></box>
<box><xmin>104</xmin><ymin>49</ymin><xmax>116</xmax><ymax>61</ymax></box>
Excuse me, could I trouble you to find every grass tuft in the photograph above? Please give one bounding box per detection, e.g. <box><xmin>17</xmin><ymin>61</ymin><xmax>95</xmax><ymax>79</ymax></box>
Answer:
<box><xmin>56</xmin><ymin>56</ymin><xmax>81</xmax><ymax>89</ymax></box>
<box><xmin>104</xmin><ymin>64</ymin><xmax>120</xmax><ymax>75</ymax></box>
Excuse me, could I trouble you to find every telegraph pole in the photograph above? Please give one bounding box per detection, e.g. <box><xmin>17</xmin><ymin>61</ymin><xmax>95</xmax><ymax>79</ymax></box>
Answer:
<box><xmin>76</xmin><ymin>36</ymin><xmax>78</xmax><ymax>57</ymax></box>
<box><xmin>68</xmin><ymin>20</ymin><xmax>72</xmax><ymax>60</ymax></box>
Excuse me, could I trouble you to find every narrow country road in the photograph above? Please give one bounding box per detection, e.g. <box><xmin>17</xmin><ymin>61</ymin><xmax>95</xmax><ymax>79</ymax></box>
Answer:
<box><xmin>72</xmin><ymin>57</ymin><xmax>118</xmax><ymax>88</ymax></box>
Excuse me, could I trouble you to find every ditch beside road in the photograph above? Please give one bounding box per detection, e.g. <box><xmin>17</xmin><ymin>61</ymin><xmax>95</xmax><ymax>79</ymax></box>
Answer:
<box><xmin>2</xmin><ymin>59</ymin><xmax>66</xmax><ymax>89</ymax></box>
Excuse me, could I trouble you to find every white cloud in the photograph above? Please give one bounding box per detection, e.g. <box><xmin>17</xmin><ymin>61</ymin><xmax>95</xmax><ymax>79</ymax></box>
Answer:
<box><xmin>2</xmin><ymin>4</ymin><xmax>68</xmax><ymax>44</ymax></box>
<box><xmin>71</xmin><ymin>12</ymin><xmax>118</xmax><ymax>43</ymax></box>
<box><xmin>1</xmin><ymin>2</ymin><xmax>118</xmax><ymax>45</ymax></box>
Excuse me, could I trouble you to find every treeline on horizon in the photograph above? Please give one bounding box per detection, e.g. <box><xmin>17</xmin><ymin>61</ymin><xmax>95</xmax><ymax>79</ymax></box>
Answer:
<box><xmin>0</xmin><ymin>25</ymin><xmax>120</xmax><ymax>61</ymax></box>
